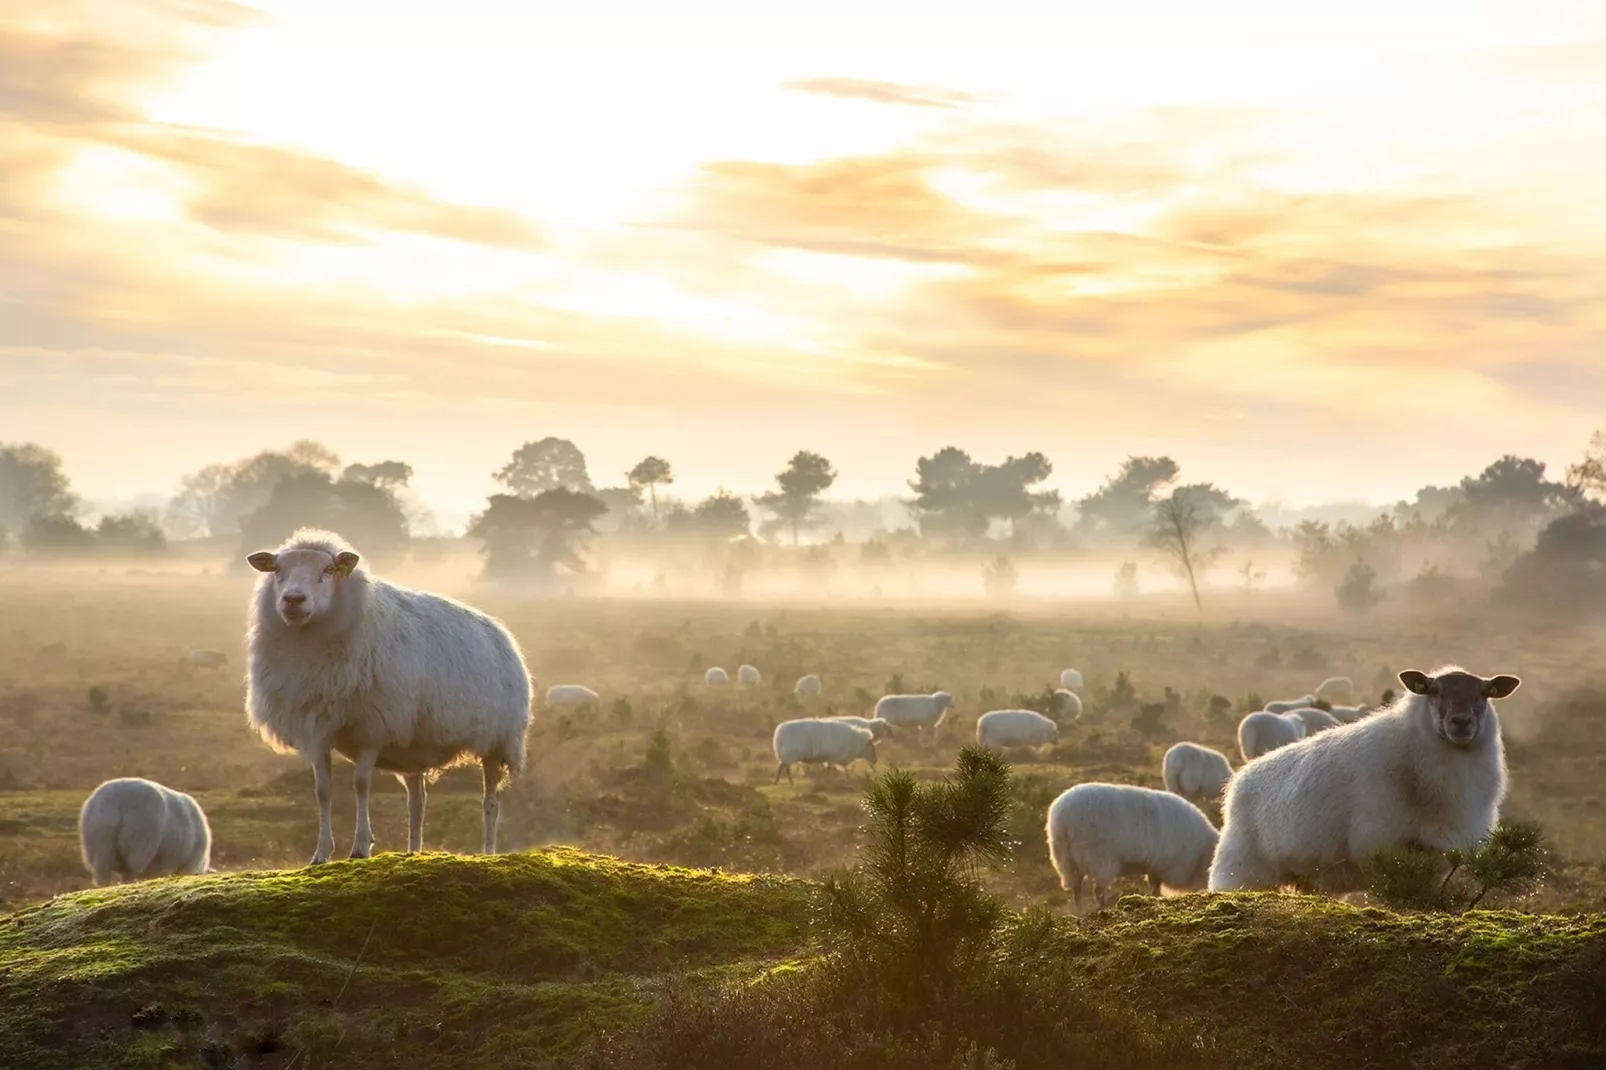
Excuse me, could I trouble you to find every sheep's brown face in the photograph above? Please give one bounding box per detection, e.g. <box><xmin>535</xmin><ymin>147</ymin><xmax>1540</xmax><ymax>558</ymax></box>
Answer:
<box><xmin>1399</xmin><ymin>669</ymin><xmax>1520</xmax><ymax>746</ymax></box>
<box><xmin>247</xmin><ymin>547</ymin><xmax>360</xmax><ymax>627</ymax></box>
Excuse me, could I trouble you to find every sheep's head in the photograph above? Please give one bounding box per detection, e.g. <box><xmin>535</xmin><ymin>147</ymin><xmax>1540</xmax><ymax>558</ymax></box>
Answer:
<box><xmin>1399</xmin><ymin>668</ymin><xmax>1520</xmax><ymax>747</ymax></box>
<box><xmin>247</xmin><ymin>546</ymin><xmax>360</xmax><ymax>627</ymax></box>
<box><xmin>859</xmin><ymin>735</ymin><xmax>878</xmax><ymax>766</ymax></box>
<box><xmin>933</xmin><ymin>690</ymin><xmax>955</xmax><ymax>711</ymax></box>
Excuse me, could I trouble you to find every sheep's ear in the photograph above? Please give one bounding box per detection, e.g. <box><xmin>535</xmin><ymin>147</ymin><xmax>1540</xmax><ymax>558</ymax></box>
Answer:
<box><xmin>1483</xmin><ymin>675</ymin><xmax>1521</xmax><ymax>699</ymax></box>
<box><xmin>246</xmin><ymin>552</ymin><xmax>278</xmax><ymax>573</ymax></box>
<box><xmin>1398</xmin><ymin>670</ymin><xmax>1432</xmax><ymax>696</ymax></box>
<box><xmin>333</xmin><ymin>551</ymin><xmax>360</xmax><ymax>576</ymax></box>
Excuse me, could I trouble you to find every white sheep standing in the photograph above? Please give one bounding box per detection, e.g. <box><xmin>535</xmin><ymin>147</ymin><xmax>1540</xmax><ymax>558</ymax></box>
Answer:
<box><xmin>1315</xmin><ymin>676</ymin><xmax>1354</xmax><ymax>704</ymax></box>
<box><xmin>704</xmin><ymin>667</ymin><xmax>730</xmax><ymax>686</ymax></box>
<box><xmin>738</xmin><ymin>664</ymin><xmax>761</xmax><ymax>687</ymax></box>
<box><xmin>1290</xmin><ymin>706</ymin><xmax>1343</xmax><ymax>735</ymax></box>
<box><xmin>1237</xmin><ymin>710</ymin><xmax>1307</xmax><ymax>762</ymax></box>
<box><xmin>1328</xmin><ymin>703</ymin><xmax>1372</xmax><ymax>724</ymax></box>
<box><xmin>1162</xmin><ymin>742</ymin><xmax>1234</xmax><ymax>803</ymax></box>
<box><xmin>773</xmin><ymin>718</ymin><xmax>877</xmax><ymax>783</ymax></box>
<box><xmin>1209</xmin><ymin>666</ymin><xmax>1519</xmax><ymax>893</ymax></box>
<box><xmin>246</xmin><ymin>530</ymin><xmax>532</xmax><ymax>863</ymax></box>
<box><xmin>1054</xmin><ymin>689</ymin><xmax>1083</xmax><ymax>721</ymax></box>
<box><xmin>1046</xmin><ymin>783</ymin><xmax>1219</xmax><ymax>912</ymax></box>
<box><xmin>1264</xmin><ymin>694</ymin><xmax>1318</xmax><ymax>714</ymax></box>
<box><xmin>79</xmin><ymin>777</ymin><xmax>212</xmax><ymax>886</ymax></box>
<box><xmin>794</xmin><ymin>674</ymin><xmax>822</xmax><ymax>698</ymax></box>
<box><xmin>976</xmin><ymin>709</ymin><xmax>1059</xmax><ymax>750</ymax></box>
<box><xmin>1060</xmin><ymin>668</ymin><xmax>1084</xmax><ymax>691</ymax></box>
<box><xmin>873</xmin><ymin>691</ymin><xmax>955</xmax><ymax>732</ymax></box>
<box><xmin>546</xmin><ymin>684</ymin><xmax>600</xmax><ymax>709</ymax></box>
<box><xmin>824</xmin><ymin>715</ymin><xmax>895</xmax><ymax>741</ymax></box>
<box><xmin>182</xmin><ymin>649</ymin><xmax>228</xmax><ymax>671</ymax></box>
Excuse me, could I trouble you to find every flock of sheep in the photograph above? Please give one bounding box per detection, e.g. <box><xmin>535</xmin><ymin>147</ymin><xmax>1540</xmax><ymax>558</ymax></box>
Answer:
<box><xmin>78</xmin><ymin>530</ymin><xmax>1522</xmax><ymax>919</ymax></box>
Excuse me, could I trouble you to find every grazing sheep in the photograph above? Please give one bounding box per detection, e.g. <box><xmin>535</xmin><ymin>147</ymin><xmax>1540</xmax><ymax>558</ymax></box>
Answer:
<box><xmin>1238</xmin><ymin>710</ymin><xmax>1306</xmax><ymax>762</ymax></box>
<box><xmin>545</xmin><ymin>684</ymin><xmax>600</xmax><ymax>708</ymax></box>
<box><xmin>976</xmin><ymin>709</ymin><xmax>1059</xmax><ymax>750</ymax></box>
<box><xmin>1265</xmin><ymin>695</ymin><xmax>1318</xmax><ymax>714</ymax></box>
<box><xmin>825</xmin><ymin>715</ymin><xmax>895</xmax><ymax>741</ymax></box>
<box><xmin>1290</xmin><ymin>706</ymin><xmax>1343</xmax><ymax>735</ymax></box>
<box><xmin>1315</xmin><ymin>676</ymin><xmax>1354</xmax><ymax>703</ymax></box>
<box><xmin>182</xmin><ymin>649</ymin><xmax>228</xmax><ymax>671</ymax></box>
<box><xmin>738</xmin><ymin>664</ymin><xmax>761</xmax><ymax>687</ymax></box>
<box><xmin>773</xmin><ymin>718</ymin><xmax>877</xmax><ymax>783</ymax></box>
<box><xmin>1046</xmin><ymin>783</ymin><xmax>1219</xmax><ymax>911</ymax></box>
<box><xmin>246</xmin><ymin>530</ymin><xmax>532</xmax><ymax>863</ymax></box>
<box><xmin>1328</xmin><ymin>704</ymin><xmax>1372</xmax><ymax>724</ymax></box>
<box><xmin>874</xmin><ymin>691</ymin><xmax>955</xmax><ymax>731</ymax></box>
<box><xmin>1054</xmin><ymin>689</ymin><xmax>1083</xmax><ymax>721</ymax></box>
<box><xmin>704</xmin><ymin>667</ymin><xmax>730</xmax><ymax>686</ymax></box>
<box><xmin>1209</xmin><ymin>666</ymin><xmax>1518</xmax><ymax>893</ymax></box>
<box><xmin>79</xmin><ymin>777</ymin><xmax>211</xmax><ymax>886</ymax></box>
<box><xmin>1060</xmin><ymin>668</ymin><xmax>1084</xmax><ymax>691</ymax></box>
<box><xmin>1162</xmin><ymin>742</ymin><xmax>1234</xmax><ymax>803</ymax></box>
<box><xmin>795</xmin><ymin>674</ymin><xmax>822</xmax><ymax>697</ymax></box>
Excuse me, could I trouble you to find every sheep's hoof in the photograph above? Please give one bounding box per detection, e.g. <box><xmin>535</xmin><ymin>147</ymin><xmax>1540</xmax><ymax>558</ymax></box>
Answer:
<box><xmin>309</xmin><ymin>854</ymin><xmax>329</xmax><ymax>866</ymax></box>
<box><xmin>348</xmin><ymin>847</ymin><xmax>372</xmax><ymax>860</ymax></box>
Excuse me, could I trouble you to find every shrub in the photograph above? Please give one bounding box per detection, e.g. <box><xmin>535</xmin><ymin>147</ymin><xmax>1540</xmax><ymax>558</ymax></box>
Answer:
<box><xmin>1368</xmin><ymin>820</ymin><xmax>1548</xmax><ymax>912</ymax></box>
<box><xmin>1335</xmin><ymin>558</ymin><xmax>1385</xmax><ymax>613</ymax></box>
<box><xmin>87</xmin><ymin>686</ymin><xmax>111</xmax><ymax>717</ymax></box>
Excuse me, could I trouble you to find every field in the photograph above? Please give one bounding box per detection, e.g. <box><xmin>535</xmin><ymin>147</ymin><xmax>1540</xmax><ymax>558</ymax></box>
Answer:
<box><xmin>3</xmin><ymin>566</ymin><xmax>1606</xmax><ymax>1064</ymax></box>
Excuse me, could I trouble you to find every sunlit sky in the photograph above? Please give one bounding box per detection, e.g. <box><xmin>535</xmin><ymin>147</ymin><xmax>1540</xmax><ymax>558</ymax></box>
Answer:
<box><xmin>5</xmin><ymin>0</ymin><xmax>1605</xmax><ymax>519</ymax></box>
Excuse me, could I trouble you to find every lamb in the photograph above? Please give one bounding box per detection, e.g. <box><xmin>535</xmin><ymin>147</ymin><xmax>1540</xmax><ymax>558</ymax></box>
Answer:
<box><xmin>1264</xmin><ymin>694</ymin><xmax>1318</xmax><ymax>714</ymax></box>
<box><xmin>1162</xmin><ymin>742</ymin><xmax>1234</xmax><ymax>803</ymax></box>
<box><xmin>874</xmin><ymin>691</ymin><xmax>955</xmax><ymax>731</ymax></box>
<box><xmin>825</xmin><ymin>715</ymin><xmax>895</xmax><ymax>741</ymax></box>
<box><xmin>738</xmin><ymin>664</ymin><xmax>761</xmax><ymax>686</ymax></box>
<box><xmin>182</xmin><ymin>649</ymin><xmax>228</xmax><ymax>671</ymax></box>
<box><xmin>1046</xmin><ymin>783</ymin><xmax>1219</xmax><ymax>911</ymax></box>
<box><xmin>79</xmin><ymin>777</ymin><xmax>212</xmax><ymax>885</ymax></box>
<box><xmin>704</xmin><ymin>667</ymin><xmax>730</xmax><ymax>686</ymax></box>
<box><xmin>1238</xmin><ymin>710</ymin><xmax>1306</xmax><ymax>762</ymax></box>
<box><xmin>1290</xmin><ymin>706</ymin><xmax>1343</xmax><ymax>735</ymax></box>
<box><xmin>773</xmin><ymin>718</ymin><xmax>877</xmax><ymax>783</ymax></box>
<box><xmin>1054</xmin><ymin>689</ymin><xmax>1083</xmax><ymax>721</ymax></box>
<box><xmin>1315</xmin><ymin>676</ymin><xmax>1354</xmax><ymax>703</ymax></box>
<box><xmin>1060</xmin><ymin>668</ymin><xmax>1084</xmax><ymax>690</ymax></box>
<box><xmin>976</xmin><ymin>709</ymin><xmax>1059</xmax><ymax>749</ymax></box>
<box><xmin>1209</xmin><ymin>666</ymin><xmax>1518</xmax><ymax>893</ymax></box>
<box><xmin>545</xmin><ymin>684</ymin><xmax>600</xmax><ymax>708</ymax></box>
<box><xmin>794</xmin><ymin>674</ymin><xmax>822</xmax><ymax>697</ymax></box>
<box><xmin>246</xmin><ymin>530</ymin><xmax>532</xmax><ymax>863</ymax></box>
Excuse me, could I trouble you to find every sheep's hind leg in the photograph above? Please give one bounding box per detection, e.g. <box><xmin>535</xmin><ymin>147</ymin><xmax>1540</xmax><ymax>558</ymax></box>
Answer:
<box><xmin>349</xmin><ymin>749</ymin><xmax>379</xmax><ymax>859</ymax></box>
<box><xmin>310</xmin><ymin>744</ymin><xmax>336</xmax><ymax>865</ymax></box>
<box><xmin>481</xmin><ymin>756</ymin><xmax>506</xmax><ymax>855</ymax></box>
<box><xmin>403</xmin><ymin>772</ymin><xmax>427</xmax><ymax>853</ymax></box>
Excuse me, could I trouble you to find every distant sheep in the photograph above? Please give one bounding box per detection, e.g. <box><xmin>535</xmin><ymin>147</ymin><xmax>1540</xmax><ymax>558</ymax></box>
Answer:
<box><xmin>246</xmin><ymin>530</ymin><xmax>532</xmax><ymax>863</ymax></box>
<box><xmin>825</xmin><ymin>715</ymin><xmax>895</xmax><ymax>741</ymax></box>
<box><xmin>1060</xmin><ymin>668</ymin><xmax>1084</xmax><ymax>691</ymax></box>
<box><xmin>546</xmin><ymin>684</ymin><xmax>600</xmax><ymax>708</ymax></box>
<box><xmin>773</xmin><ymin>718</ymin><xmax>877</xmax><ymax>783</ymax></box>
<box><xmin>1046</xmin><ymin>783</ymin><xmax>1219</xmax><ymax>911</ymax></box>
<box><xmin>1290</xmin><ymin>706</ymin><xmax>1343</xmax><ymax>735</ymax></box>
<box><xmin>1162</xmin><ymin>742</ymin><xmax>1234</xmax><ymax>803</ymax></box>
<box><xmin>1315</xmin><ymin>676</ymin><xmax>1354</xmax><ymax>703</ymax></box>
<box><xmin>1328</xmin><ymin>704</ymin><xmax>1372</xmax><ymax>724</ymax></box>
<box><xmin>79</xmin><ymin>777</ymin><xmax>212</xmax><ymax>886</ymax></box>
<box><xmin>182</xmin><ymin>649</ymin><xmax>228</xmax><ymax>671</ymax></box>
<box><xmin>1264</xmin><ymin>695</ymin><xmax>1318</xmax><ymax>714</ymax></box>
<box><xmin>1054</xmin><ymin>689</ymin><xmax>1083</xmax><ymax>721</ymax></box>
<box><xmin>1238</xmin><ymin>710</ymin><xmax>1306</xmax><ymax>762</ymax></box>
<box><xmin>795</xmin><ymin>674</ymin><xmax>822</xmax><ymax>697</ymax></box>
<box><xmin>1209</xmin><ymin>666</ymin><xmax>1518</xmax><ymax>893</ymax></box>
<box><xmin>738</xmin><ymin>664</ymin><xmax>761</xmax><ymax>686</ymax></box>
<box><xmin>976</xmin><ymin>709</ymin><xmax>1059</xmax><ymax>750</ymax></box>
<box><xmin>874</xmin><ymin>691</ymin><xmax>955</xmax><ymax>731</ymax></box>
<box><xmin>704</xmin><ymin>667</ymin><xmax>730</xmax><ymax>686</ymax></box>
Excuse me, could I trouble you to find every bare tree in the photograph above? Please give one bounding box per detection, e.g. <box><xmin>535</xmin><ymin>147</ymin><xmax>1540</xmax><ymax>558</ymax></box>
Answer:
<box><xmin>1149</xmin><ymin>487</ymin><xmax>1226</xmax><ymax>612</ymax></box>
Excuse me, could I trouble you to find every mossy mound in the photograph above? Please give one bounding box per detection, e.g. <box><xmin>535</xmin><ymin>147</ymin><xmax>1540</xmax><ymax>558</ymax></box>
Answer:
<box><xmin>0</xmin><ymin>848</ymin><xmax>811</xmax><ymax>1068</ymax></box>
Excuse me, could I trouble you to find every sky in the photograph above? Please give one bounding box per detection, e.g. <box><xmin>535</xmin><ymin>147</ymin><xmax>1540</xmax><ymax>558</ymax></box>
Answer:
<box><xmin>4</xmin><ymin>0</ymin><xmax>1605</xmax><ymax>522</ymax></box>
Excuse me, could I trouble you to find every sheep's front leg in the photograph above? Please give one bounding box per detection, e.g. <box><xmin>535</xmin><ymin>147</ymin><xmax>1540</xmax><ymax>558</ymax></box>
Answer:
<box><xmin>481</xmin><ymin>756</ymin><xmax>505</xmax><ymax>855</ymax></box>
<box><xmin>349</xmin><ymin>749</ymin><xmax>379</xmax><ymax>859</ymax></box>
<box><xmin>310</xmin><ymin>745</ymin><xmax>336</xmax><ymax>865</ymax></box>
<box><xmin>403</xmin><ymin>773</ymin><xmax>427</xmax><ymax>853</ymax></box>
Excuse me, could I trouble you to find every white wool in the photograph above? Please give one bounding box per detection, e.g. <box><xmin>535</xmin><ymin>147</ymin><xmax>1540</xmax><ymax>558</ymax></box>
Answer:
<box><xmin>546</xmin><ymin>684</ymin><xmax>600</xmax><ymax>707</ymax></box>
<box><xmin>824</xmin><ymin>715</ymin><xmax>895</xmax><ymax>741</ymax></box>
<box><xmin>1290</xmin><ymin>706</ymin><xmax>1343</xmax><ymax>734</ymax></box>
<box><xmin>1162</xmin><ymin>742</ymin><xmax>1234</xmax><ymax>802</ymax></box>
<box><xmin>79</xmin><ymin>777</ymin><xmax>212</xmax><ymax>886</ymax></box>
<box><xmin>976</xmin><ymin>709</ymin><xmax>1059</xmax><ymax>749</ymax></box>
<box><xmin>772</xmin><ymin>718</ymin><xmax>877</xmax><ymax>783</ymax></box>
<box><xmin>738</xmin><ymin>664</ymin><xmax>761</xmax><ymax>686</ymax></box>
<box><xmin>1045</xmin><ymin>782</ymin><xmax>1219</xmax><ymax>912</ymax></box>
<box><xmin>1264</xmin><ymin>695</ymin><xmax>1318</xmax><ymax>714</ymax></box>
<box><xmin>1209</xmin><ymin>665</ymin><xmax>1513</xmax><ymax>893</ymax></box>
<box><xmin>874</xmin><ymin>692</ymin><xmax>955</xmax><ymax>729</ymax></box>
<box><xmin>1328</xmin><ymin>703</ymin><xmax>1372</xmax><ymax>724</ymax></box>
<box><xmin>794</xmin><ymin>673</ymin><xmax>822</xmax><ymax>696</ymax></box>
<box><xmin>1059</xmin><ymin>668</ymin><xmax>1084</xmax><ymax>691</ymax></box>
<box><xmin>1315</xmin><ymin>676</ymin><xmax>1355</xmax><ymax>703</ymax></box>
<box><xmin>704</xmin><ymin>667</ymin><xmax>730</xmax><ymax>686</ymax></box>
<box><xmin>1054</xmin><ymin>689</ymin><xmax>1083</xmax><ymax>721</ymax></box>
<box><xmin>1238</xmin><ymin>710</ymin><xmax>1306</xmax><ymax>762</ymax></box>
